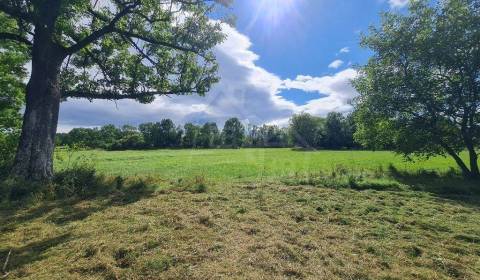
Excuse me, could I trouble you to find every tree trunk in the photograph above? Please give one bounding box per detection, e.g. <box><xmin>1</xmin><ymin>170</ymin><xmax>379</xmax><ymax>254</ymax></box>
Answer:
<box><xmin>461</xmin><ymin>127</ymin><xmax>479</xmax><ymax>179</ymax></box>
<box><xmin>467</xmin><ymin>147</ymin><xmax>479</xmax><ymax>179</ymax></box>
<box><xmin>441</xmin><ymin>143</ymin><xmax>473</xmax><ymax>178</ymax></box>
<box><xmin>12</xmin><ymin>43</ymin><xmax>65</xmax><ymax>181</ymax></box>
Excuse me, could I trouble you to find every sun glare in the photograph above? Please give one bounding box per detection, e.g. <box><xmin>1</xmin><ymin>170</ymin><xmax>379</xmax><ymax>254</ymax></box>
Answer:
<box><xmin>248</xmin><ymin>0</ymin><xmax>303</xmax><ymax>31</ymax></box>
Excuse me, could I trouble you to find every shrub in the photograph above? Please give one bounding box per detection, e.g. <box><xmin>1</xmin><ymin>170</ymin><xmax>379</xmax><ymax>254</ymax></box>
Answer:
<box><xmin>0</xmin><ymin>177</ymin><xmax>41</xmax><ymax>201</ymax></box>
<box><xmin>1</xmin><ymin>163</ymin><xmax>159</xmax><ymax>203</ymax></box>
<box><xmin>0</xmin><ymin>165</ymin><xmax>103</xmax><ymax>202</ymax></box>
<box><xmin>0</xmin><ymin>131</ymin><xmax>19</xmax><ymax>179</ymax></box>
<box><xmin>53</xmin><ymin>164</ymin><xmax>100</xmax><ymax>198</ymax></box>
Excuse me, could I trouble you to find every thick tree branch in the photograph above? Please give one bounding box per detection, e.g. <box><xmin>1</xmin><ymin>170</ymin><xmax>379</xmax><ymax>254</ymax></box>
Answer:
<box><xmin>439</xmin><ymin>141</ymin><xmax>472</xmax><ymax>176</ymax></box>
<box><xmin>0</xmin><ymin>32</ymin><xmax>32</xmax><ymax>46</ymax></box>
<box><xmin>63</xmin><ymin>89</ymin><xmax>198</xmax><ymax>100</ymax></box>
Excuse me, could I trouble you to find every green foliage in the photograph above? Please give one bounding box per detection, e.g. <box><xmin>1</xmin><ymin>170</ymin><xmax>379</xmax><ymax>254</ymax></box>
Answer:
<box><xmin>111</xmin><ymin>125</ymin><xmax>145</xmax><ymax>150</ymax></box>
<box><xmin>2</xmin><ymin>1</ymin><xmax>230</xmax><ymax>101</ymax></box>
<box><xmin>0</xmin><ymin>12</ymin><xmax>28</xmax><ymax>171</ymax></box>
<box><xmin>183</xmin><ymin>123</ymin><xmax>201</xmax><ymax>148</ymax></box>
<box><xmin>324</xmin><ymin>113</ymin><xmax>357</xmax><ymax>149</ymax></box>
<box><xmin>222</xmin><ymin>118</ymin><xmax>245</xmax><ymax>148</ymax></box>
<box><xmin>289</xmin><ymin>113</ymin><xmax>323</xmax><ymax>148</ymax></box>
<box><xmin>0</xmin><ymin>166</ymin><xmax>158</xmax><ymax>202</ymax></box>
<box><xmin>0</xmin><ymin>131</ymin><xmax>19</xmax><ymax>177</ymax></box>
<box><xmin>1</xmin><ymin>0</ymin><xmax>231</xmax><ymax>180</ymax></box>
<box><xmin>246</xmin><ymin>124</ymin><xmax>289</xmax><ymax>148</ymax></box>
<box><xmin>57</xmin><ymin>114</ymin><xmax>359</xmax><ymax>151</ymax></box>
<box><xmin>52</xmin><ymin>164</ymin><xmax>99</xmax><ymax>198</ymax></box>
<box><xmin>199</xmin><ymin>122</ymin><xmax>221</xmax><ymax>148</ymax></box>
<box><xmin>353</xmin><ymin>0</ymin><xmax>480</xmax><ymax>177</ymax></box>
<box><xmin>289</xmin><ymin>112</ymin><xmax>357</xmax><ymax>149</ymax></box>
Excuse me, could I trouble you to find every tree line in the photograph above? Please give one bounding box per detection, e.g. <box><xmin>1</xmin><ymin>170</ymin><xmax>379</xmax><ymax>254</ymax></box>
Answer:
<box><xmin>56</xmin><ymin>112</ymin><xmax>359</xmax><ymax>150</ymax></box>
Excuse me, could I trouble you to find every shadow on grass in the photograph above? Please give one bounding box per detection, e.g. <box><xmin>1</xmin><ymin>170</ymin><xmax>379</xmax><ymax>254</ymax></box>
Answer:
<box><xmin>0</xmin><ymin>174</ymin><xmax>161</xmax><ymax>278</ymax></box>
<box><xmin>0</xmin><ymin>234</ymin><xmax>71</xmax><ymax>273</ymax></box>
<box><xmin>387</xmin><ymin>165</ymin><xmax>480</xmax><ymax>208</ymax></box>
<box><xmin>282</xmin><ymin>164</ymin><xmax>480</xmax><ymax>208</ymax></box>
<box><xmin>0</xmin><ymin>169</ymin><xmax>212</xmax><ymax>275</ymax></box>
<box><xmin>0</xmin><ymin>174</ymin><xmax>157</xmax><ymax>234</ymax></box>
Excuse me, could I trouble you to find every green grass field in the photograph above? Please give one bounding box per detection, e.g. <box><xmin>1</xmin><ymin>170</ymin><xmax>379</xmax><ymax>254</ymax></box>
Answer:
<box><xmin>2</xmin><ymin>149</ymin><xmax>480</xmax><ymax>279</ymax></box>
<box><xmin>55</xmin><ymin>148</ymin><xmax>462</xmax><ymax>181</ymax></box>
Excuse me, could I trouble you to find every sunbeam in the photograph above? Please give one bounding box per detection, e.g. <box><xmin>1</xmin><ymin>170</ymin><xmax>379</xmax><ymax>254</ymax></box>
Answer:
<box><xmin>247</xmin><ymin>0</ymin><xmax>304</xmax><ymax>32</ymax></box>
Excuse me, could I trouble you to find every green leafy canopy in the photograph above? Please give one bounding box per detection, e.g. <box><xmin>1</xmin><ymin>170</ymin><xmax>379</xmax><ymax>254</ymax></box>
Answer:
<box><xmin>0</xmin><ymin>12</ymin><xmax>28</xmax><ymax>166</ymax></box>
<box><xmin>0</xmin><ymin>0</ymin><xmax>231</xmax><ymax>103</ymax></box>
<box><xmin>353</xmin><ymin>0</ymin><xmax>480</xmax><ymax>176</ymax></box>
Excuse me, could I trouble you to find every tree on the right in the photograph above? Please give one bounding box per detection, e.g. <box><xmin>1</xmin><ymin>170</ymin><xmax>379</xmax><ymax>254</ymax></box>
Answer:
<box><xmin>353</xmin><ymin>0</ymin><xmax>480</xmax><ymax>178</ymax></box>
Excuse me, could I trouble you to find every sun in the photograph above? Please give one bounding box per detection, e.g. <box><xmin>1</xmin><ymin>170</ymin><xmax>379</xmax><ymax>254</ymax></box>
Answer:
<box><xmin>248</xmin><ymin>0</ymin><xmax>303</xmax><ymax>30</ymax></box>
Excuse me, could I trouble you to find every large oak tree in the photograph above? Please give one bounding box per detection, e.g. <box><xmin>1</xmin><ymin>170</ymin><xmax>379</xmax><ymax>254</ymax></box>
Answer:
<box><xmin>0</xmin><ymin>0</ymin><xmax>229</xmax><ymax>181</ymax></box>
<box><xmin>353</xmin><ymin>0</ymin><xmax>480</xmax><ymax>178</ymax></box>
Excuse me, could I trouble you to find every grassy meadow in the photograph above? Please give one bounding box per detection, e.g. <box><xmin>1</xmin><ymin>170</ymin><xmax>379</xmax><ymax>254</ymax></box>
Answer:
<box><xmin>1</xmin><ymin>148</ymin><xmax>480</xmax><ymax>279</ymax></box>
<box><xmin>55</xmin><ymin>148</ymin><xmax>463</xmax><ymax>182</ymax></box>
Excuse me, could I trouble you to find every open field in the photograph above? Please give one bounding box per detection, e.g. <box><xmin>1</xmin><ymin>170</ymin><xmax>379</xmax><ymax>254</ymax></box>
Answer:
<box><xmin>1</xmin><ymin>149</ymin><xmax>480</xmax><ymax>279</ymax></box>
<box><xmin>55</xmin><ymin>148</ymin><xmax>464</xmax><ymax>182</ymax></box>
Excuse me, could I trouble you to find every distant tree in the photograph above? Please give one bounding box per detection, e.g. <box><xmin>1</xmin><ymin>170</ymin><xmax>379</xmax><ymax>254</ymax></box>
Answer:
<box><xmin>353</xmin><ymin>0</ymin><xmax>480</xmax><ymax>178</ymax></box>
<box><xmin>245</xmin><ymin>125</ymin><xmax>260</xmax><ymax>147</ymax></box>
<box><xmin>258</xmin><ymin>125</ymin><xmax>287</xmax><ymax>147</ymax></box>
<box><xmin>343</xmin><ymin>114</ymin><xmax>358</xmax><ymax>149</ymax></box>
<box><xmin>155</xmin><ymin>119</ymin><xmax>179</xmax><ymax>148</ymax></box>
<box><xmin>66</xmin><ymin>128</ymin><xmax>98</xmax><ymax>148</ymax></box>
<box><xmin>222</xmin><ymin>118</ymin><xmax>245</xmax><ymax>148</ymax></box>
<box><xmin>139</xmin><ymin>123</ymin><xmax>156</xmax><ymax>148</ymax></box>
<box><xmin>183</xmin><ymin>123</ymin><xmax>201</xmax><ymax>148</ymax></box>
<box><xmin>111</xmin><ymin>125</ymin><xmax>145</xmax><ymax>150</ymax></box>
<box><xmin>98</xmin><ymin>125</ymin><xmax>121</xmax><ymax>149</ymax></box>
<box><xmin>324</xmin><ymin>113</ymin><xmax>347</xmax><ymax>149</ymax></box>
<box><xmin>0</xmin><ymin>0</ymin><xmax>230</xmax><ymax>180</ymax></box>
<box><xmin>175</xmin><ymin>125</ymin><xmax>184</xmax><ymax>148</ymax></box>
<box><xmin>289</xmin><ymin>113</ymin><xmax>324</xmax><ymax>149</ymax></box>
<box><xmin>199</xmin><ymin>122</ymin><xmax>220</xmax><ymax>148</ymax></box>
<box><xmin>55</xmin><ymin>133</ymin><xmax>68</xmax><ymax>147</ymax></box>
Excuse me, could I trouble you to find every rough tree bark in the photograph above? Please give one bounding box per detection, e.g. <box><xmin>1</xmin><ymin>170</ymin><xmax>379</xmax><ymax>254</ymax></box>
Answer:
<box><xmin>12</xmin><ymin>53</ymin><xmax>64</xmax><ymax>180</ymax></box>
<box><xmin>12</xmin><ymin>7</ymin><xmax>65</xmax><ymax>181</ymax></box>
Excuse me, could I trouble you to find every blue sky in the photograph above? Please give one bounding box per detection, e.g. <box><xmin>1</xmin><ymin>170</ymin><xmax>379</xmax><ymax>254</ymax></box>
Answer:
<box><xmin>231</xmin><ymin>0</ymin><xmax>388</xmax><ymax>105</ymax></box>
<box><xmin>233</xmin><ymin>0</ymin><xmax>382</xmax><ymax>79</ymax></box>
<box><xmin>57</xmin><ymin>0</ymin><xmax>410</xmax><ymax>131</ymax></box>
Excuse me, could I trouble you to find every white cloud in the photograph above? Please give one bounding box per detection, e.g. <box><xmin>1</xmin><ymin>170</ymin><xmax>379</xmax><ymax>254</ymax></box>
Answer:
<box><xmin>58</xmin><ymin>24</ymin><xmax>358</xmax><ymax>132</ymax></box>
<box><xmin>389</xmin><ymin>0</ymin><xmax>409</xmax><ymax>8</ymax></box>
<box><xmin>339</xmin><ymin>47</ymin><xmax>350</xmax><ymax>53</ymax></box>
<box><xmin>328</xmin><ymin>59</ymin><xmax>344</xmax><ymax>69</ymax></box>
<box><xmin>282</xmin><ymin>69</ymin><xmax>359</xmax><ymax>115</ymax></box>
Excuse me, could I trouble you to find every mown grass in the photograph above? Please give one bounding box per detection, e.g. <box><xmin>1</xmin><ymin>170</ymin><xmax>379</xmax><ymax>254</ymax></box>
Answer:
<box><xmin>54</xmin><ymin>148</ymin><xmax>464</xmax><ymax>182</ymax></box>
<box><xmin>1</xmin><ymin>149</ymin><xmax>479</xmax><ymax>279</ymax></box>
